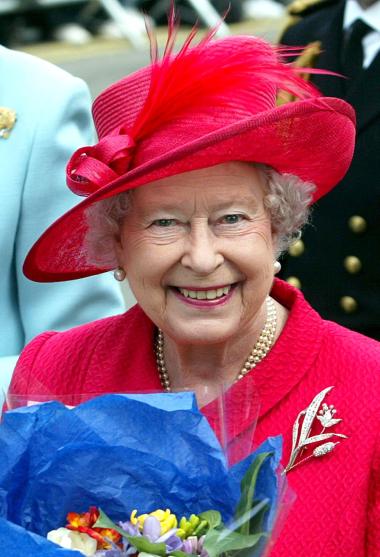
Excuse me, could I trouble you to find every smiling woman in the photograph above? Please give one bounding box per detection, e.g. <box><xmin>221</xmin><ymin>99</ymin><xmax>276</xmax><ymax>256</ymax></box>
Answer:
<box><xmin>114</xmin><ymin>163</ymin><xmax>278</xmax><ymax>367</ymax></box>
<box><xmin>8</xmin><ymin>14</ymin><xmax>380</xmax><ymax>557</ymax></box>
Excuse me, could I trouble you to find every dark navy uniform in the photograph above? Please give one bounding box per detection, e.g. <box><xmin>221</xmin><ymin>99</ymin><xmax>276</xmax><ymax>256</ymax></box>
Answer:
<box><xmin>279</xmin><ymin>0</ymin><xmax>380</xmax><ymax>339</ymax></box>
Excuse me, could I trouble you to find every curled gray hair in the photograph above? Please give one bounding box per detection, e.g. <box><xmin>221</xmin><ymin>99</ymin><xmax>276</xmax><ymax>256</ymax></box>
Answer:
<box><xmin>259</xmin><ymin>165</ymin><xmax>315</xmax><ymax>255</ymax></box>
<box><xmin>84</xmin><ymin>166</ymin><xmax>315</xmax><ymax>268</ymax></box>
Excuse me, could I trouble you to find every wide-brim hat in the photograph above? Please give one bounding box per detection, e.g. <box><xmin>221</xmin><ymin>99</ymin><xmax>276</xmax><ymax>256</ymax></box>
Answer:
<box><xmin>24</xmin><ymin>30</ymin><xmax>356</xmax><ymax>282</ymax></box>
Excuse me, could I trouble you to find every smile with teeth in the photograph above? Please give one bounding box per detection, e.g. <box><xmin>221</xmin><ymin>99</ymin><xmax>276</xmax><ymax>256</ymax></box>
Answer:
<box><xmin>177</xmin><ymin>285</ymin><xmax>232</xmax><ymax>300</ymax></box>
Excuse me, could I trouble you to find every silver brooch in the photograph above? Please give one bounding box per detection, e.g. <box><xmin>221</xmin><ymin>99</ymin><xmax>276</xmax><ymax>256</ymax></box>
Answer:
<box><xmin>283</xmin><ymin>386</ymin><xmax>347</xmax><ymax>474</ymax></box>
<box><xmin>0</xmin><ymin>107</ymin><xmax>17</xmax><ymax>139</ymax></box>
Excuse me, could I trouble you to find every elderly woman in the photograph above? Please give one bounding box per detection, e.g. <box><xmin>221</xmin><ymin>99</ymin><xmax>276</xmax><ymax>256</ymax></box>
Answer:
<box><xmin>9</xmin><ymin>24</ymin><xmax>380</xmax><ymax>557</ymax></box>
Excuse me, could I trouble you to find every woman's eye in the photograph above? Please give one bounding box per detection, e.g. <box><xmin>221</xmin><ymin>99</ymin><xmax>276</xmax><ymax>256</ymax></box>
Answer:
<box><xmin>220</xmin><ymin>214</ymin><xmax>244</xmax><ymax>224</ymax></box>
<box><xmin>152</xmin><ymin>219</ymin><xmax>177</xmax><ymax>227</ymax></box>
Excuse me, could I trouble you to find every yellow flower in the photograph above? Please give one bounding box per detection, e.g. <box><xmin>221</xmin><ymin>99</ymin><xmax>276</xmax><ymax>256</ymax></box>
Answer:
<box><xmin>130</xmin><ymin>509</ymin><xmax>178</xmax><ymax>535</ymax></box>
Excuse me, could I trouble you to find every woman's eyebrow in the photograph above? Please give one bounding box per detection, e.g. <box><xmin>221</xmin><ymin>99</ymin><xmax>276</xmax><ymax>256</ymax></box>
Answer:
<box><xmin>138</xmin><ymin>195</ymin><xmax>258</xmax><ymax>215</ymax></box>
<box><xmin>211</xmin><ymin>197</ymin><xmax>258</xmax><ymax>211</ymax></box>
<box><xmin>139</xmin><ymin>203</ymin><xmax>186</xmax><ymax>214</ymax></box>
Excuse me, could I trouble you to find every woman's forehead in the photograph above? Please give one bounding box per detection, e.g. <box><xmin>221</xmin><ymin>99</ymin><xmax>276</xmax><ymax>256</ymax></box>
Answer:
<box><xmin>131</xmin><ymin>162</ymin><xmax>265</xmax><ymax>207</ymax></box>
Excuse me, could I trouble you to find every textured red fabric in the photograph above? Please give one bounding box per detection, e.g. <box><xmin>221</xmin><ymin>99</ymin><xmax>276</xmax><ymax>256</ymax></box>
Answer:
<box><xmin>10</xmin><ymin>279</ymin><xmax>380</xmax><ymax>556</ymax></box>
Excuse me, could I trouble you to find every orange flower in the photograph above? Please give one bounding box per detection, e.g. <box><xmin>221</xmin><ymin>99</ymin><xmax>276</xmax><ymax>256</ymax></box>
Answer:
<box><xmin>67</xmin><ymin>506</ymin><xmax>98</xmax><ymax>529</ymax></box>
<box><xmin>66</xmin><ymin>507</ymin><xmax>121</xmax><ymax>549</ymax></box>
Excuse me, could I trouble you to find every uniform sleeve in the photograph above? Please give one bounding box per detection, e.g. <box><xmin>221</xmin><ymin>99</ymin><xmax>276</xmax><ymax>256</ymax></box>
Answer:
<box><xmin>14</xmin><ymin>72</ymin><xmax>125</xmax><ymax>346</ymax></box>
<box><xmin>367</xmin><ymin>421</ymin><xmax>380</xmax><ymax>555</ymax></box>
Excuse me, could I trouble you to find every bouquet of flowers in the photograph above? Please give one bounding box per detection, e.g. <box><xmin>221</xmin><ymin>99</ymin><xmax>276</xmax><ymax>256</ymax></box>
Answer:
<box><xmin>0</xmin><ymin>393</ymin><xmax>287</xmax><ymax>557</ymax></box>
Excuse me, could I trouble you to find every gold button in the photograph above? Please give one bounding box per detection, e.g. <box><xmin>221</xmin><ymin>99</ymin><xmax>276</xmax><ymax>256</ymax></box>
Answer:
<box><xmin>286</xmin><ymin>276</ymin><xmax>302</xmax><ymax>289</ymax></box>
<box><xmin>288</xmin><ymin>239</ymin><xmax>305</xmax><ymax>257</ymax></box>
<box><xmin>343</xmin><ymin>256</ymin><xmax>362</xmax><ymax>274</ymax></box>
<box><xmin>348</xmin><ymin>215</ymin><xmax>367</xmax><ymax>234</ymax></box>
<box><xmin>340</xmin><ymin>296</ymin><xmax>358</xmax><ymax>313</ymax></box>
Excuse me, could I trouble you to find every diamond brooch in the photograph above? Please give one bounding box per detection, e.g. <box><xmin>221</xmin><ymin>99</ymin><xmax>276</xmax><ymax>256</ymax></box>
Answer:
<box><xmin>283</xmin><ymin>386</ymin><xmax>347</xmax><ymax>474</ymax></box>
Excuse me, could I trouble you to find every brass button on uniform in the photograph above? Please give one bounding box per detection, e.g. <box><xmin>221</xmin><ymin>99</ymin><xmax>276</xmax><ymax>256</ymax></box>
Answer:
<box><xmin>343</xmin><ymin>256</ymin><xmax>362</xmax><ymax>274</ymax></box>
<box><xmin>348</xmin><ymin>215</ymin><xmax>367</xmax><ymax>234</ymax></box>
<box><xmin>340</xmin><ymin>296</ymin><xmax>358</xmax><ymax>313</ymax></box>
<box><xmin>286</xmin><ymin>276</ymin><xmax>302</xmax><ymax>289</ymax></box>
<box><xmin>288</xmin><ymin>239</ymin><xmax>305</xmax><ymax>257</ymax></box>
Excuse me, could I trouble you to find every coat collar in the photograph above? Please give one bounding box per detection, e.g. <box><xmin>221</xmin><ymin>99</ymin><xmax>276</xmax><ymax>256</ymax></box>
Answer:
<box><xmin>85</xmin><ymin>280</ymin><xmax>325</xmax><ymax>456</ymax></box>
<box><xmin>202</xmin><ymin>280</ymin><xmax>325</xmax><ymax>440</ymax></box>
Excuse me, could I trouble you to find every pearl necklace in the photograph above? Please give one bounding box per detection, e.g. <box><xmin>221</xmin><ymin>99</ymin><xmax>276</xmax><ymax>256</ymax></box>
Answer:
<box><xmin>155</xmin><ymin>296</ymin><xmax>277</xmax><ymax>392</ymax></box>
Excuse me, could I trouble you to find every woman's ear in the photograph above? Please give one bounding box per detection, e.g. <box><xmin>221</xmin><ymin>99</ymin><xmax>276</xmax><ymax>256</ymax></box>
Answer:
<box><xmin>112</xmin><ymin>191</ymin><xmax>133</xmax><ymax>273</ymax></box>
<box><xmin>113</xmin><ymin>232</ymin><xmax>127</xmax><ymax>276</ymax></box>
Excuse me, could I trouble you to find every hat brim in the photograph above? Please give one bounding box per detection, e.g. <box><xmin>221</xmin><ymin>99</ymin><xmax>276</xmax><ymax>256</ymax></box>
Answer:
<box><xmin>24</xmin><ymin>96</ymin><xmax>355</xmax><ymax>282</ymax></box>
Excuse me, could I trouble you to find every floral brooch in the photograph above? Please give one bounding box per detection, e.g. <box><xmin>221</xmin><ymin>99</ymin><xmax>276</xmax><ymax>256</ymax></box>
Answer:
<box><xmin>0</xmin><ymin>107</ymin><xmax>17</xmax><ymax>139</ymax></box>
<box><xmin>284</xmin><ymin>386</ymin><xmax>347</xmax><ymax>474</ymax></box>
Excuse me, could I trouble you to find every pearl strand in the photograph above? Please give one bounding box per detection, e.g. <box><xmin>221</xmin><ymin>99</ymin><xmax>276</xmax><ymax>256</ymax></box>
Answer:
<box><xmin>155</xmin><ymin>297</ymin><xmax>277</xmax><ymax>392</ymax></box>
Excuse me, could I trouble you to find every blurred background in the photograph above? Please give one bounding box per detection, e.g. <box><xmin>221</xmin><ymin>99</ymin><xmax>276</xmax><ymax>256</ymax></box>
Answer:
<box><xmin>1</xmin><ymin>1</ymin><xmax>288</xmax><ymax>97</ymax></box>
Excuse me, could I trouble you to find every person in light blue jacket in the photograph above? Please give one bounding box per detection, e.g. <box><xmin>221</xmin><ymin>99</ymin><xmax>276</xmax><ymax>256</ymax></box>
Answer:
<box><xmin>0</xmin><ymin>46</ymin><xmax>125</xmax><ymax>392</ymax></box>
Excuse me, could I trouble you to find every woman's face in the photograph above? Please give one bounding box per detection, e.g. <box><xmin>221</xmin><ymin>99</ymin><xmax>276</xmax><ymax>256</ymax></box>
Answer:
<box><xmin>116</xmin><ymin>162</ymin><xmax>276</xmax><ymax>345</ymax></box>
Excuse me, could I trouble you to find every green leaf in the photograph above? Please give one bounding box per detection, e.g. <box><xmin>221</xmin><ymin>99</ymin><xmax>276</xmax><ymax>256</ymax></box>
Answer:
<box><xmin>198</xmin><ymin>510</ymin><xmax>222</xmax><ymax>530</ymax></box>
<box><xmin>234</xmin><ymin>452</ymin><xmax>272</xmax><ymax>535</ymax></box>
<box><xmin>245</xmin><ymin>499</ymin><xmax>269</xmax><ymax>535</ymax></box>
<box><xmin>170</xmin><ymin>551</ymin><xmax>197</xmax><ymax>557</ymax></box>
<box><xmin>93</xmin><ymin>508</ymin><xmax>129</xmax><ymax>538</ymax></box>
<box><xmin>203</xmin><ymin>526</ymin><xmax>266</xmax><ymax>557</ymax></box>
<box><xmin>127</xmin><ymin>536</ymin><xmax>167</xmax><ymax>557</ymax></box>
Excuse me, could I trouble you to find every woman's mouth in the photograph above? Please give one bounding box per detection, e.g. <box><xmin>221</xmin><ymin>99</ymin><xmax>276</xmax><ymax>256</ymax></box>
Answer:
<box><xmin>171</xmin><ymin>284</ymin><xmax>237</xmax><ymax>307</ymax></box>
<box><xmin>178</xmin><ymin>285</ymin><xmax>231</xmax><ymax>300</ymax></box>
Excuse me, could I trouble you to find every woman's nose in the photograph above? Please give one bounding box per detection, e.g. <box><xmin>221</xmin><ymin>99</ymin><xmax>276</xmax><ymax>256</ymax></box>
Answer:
<box><xmin>180</xmin><ymin>222</ymin><xmax>224</xmax><ymax>275</ymax></box>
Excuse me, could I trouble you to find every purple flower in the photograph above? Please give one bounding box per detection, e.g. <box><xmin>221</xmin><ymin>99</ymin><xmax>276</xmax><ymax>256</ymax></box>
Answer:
<box><xmin>162</xmin><ymin>532</ymin><xmax>183</xmax><ymax>552</ymax></box>
<box><xmin>119</xmin><ymin>521</ymin><xmax>139</xmax><ymax>536</ymax></box>
<box><xmin>142</xmin><ymin>516</ymin><xmax>183</xmax><ymax>552</ymax></box>
<box><xmin>181</xmin><ymin>535</ymin><xmax>208</xmax><ymax>557</ymax></box>
<box><xmin>143</xmin><ymin>517</ymin><xmax>161</xmax><ymax>542</ymax></box>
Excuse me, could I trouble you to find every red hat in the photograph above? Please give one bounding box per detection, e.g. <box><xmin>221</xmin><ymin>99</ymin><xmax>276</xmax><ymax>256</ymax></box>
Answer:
<box><xmin>24</xmin><ymin>28</ymin><xmax>356</xmax><ymax>282</ymax></box>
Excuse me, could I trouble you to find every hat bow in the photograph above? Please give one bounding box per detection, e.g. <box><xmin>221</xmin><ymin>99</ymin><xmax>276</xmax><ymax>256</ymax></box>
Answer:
<box><xmin>67</xmin><ymin>129</ymin><xmax>136</xmax><ymax>196</ymax></box>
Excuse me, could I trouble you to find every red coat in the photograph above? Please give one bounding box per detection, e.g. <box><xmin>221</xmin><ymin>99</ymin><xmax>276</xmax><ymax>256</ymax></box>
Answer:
<box><xmin>10</xmin><ymin>280</ymin><xmax>380</xmax><ymax>556</ymax></box>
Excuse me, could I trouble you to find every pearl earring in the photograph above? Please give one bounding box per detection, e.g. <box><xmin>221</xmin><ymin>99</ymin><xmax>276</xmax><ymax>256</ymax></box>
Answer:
<box><xmin>274</xmin><ymin>261</ymin><xmax>281</xmax><ymax>274</ymax></box>
<box><xmin>113</xmin><ymin>267</ymin><xmax>126</xmax><ymax>281</ymax></box>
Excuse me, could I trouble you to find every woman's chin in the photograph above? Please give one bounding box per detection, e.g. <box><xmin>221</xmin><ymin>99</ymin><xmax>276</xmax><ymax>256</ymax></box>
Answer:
<box><xmin>164</xmin><ymin>319</ymin><xmax>239</xmax><ymax>346</ymax></box>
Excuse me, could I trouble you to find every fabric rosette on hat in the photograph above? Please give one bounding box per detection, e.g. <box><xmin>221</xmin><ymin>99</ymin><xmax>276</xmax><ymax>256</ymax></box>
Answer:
<box><xmin>0</xmin><ymin>392</ymin><xmax>288</xmax><ymax>557</ymax></box>
<box><xmin>22</xmin><ymin>14</ymin><xmax>355</xmax><ymax>283</ymax></box>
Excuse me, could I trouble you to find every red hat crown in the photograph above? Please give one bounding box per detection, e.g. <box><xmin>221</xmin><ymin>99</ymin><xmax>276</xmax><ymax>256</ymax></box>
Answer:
<box><xmin>67</xmin><ymin>29</ymin><xmax>319</xmax><ymax>197</ymax></box>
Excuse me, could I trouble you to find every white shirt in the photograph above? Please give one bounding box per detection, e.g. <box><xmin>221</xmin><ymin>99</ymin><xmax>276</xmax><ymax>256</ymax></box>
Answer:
<box><xmin>343</xmin><ymin>0</ymin><xmax>380</xmax><ymax>67</ymax></box>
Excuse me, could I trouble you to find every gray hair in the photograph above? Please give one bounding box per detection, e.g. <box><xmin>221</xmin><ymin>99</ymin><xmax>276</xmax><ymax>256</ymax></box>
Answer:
<box><xmin>84</xmin><ymin>165</ymin><xmax>315</xmax><ymax>268</ymax></box>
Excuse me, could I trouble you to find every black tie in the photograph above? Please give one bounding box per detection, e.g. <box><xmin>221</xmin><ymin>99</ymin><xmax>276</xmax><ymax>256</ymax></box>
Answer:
<box><xmin>341</xmin><ymin>19</ymin><xmax>372</xmax><ymax>87</ymax></box>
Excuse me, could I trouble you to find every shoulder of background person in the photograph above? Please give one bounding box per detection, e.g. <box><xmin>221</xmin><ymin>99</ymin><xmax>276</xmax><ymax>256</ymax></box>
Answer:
<box><xmin>280</xmin><ymin>0</ymin><xmax>341</xmax><ymax>41</ymax></box>
<box><xmin>0</xmin><ymin>44</ymin><xmax>86</xmax><ymax>96</ymax></box>
<box><xmin>288</xmin><ymin>0</ymin><xmax>340</xmax><ymax>18</ymax></box>
<box><xmin>0</xmin><ymin>44</ymin><xmax>90</xmax><ymax>145</ymax></box>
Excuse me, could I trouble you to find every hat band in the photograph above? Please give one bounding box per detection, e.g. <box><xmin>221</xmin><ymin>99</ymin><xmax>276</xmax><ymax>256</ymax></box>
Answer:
<box><xmin>67</xmin><ymin>132</ymin><xmax>136</xmax><ymax>196</ymax></box>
